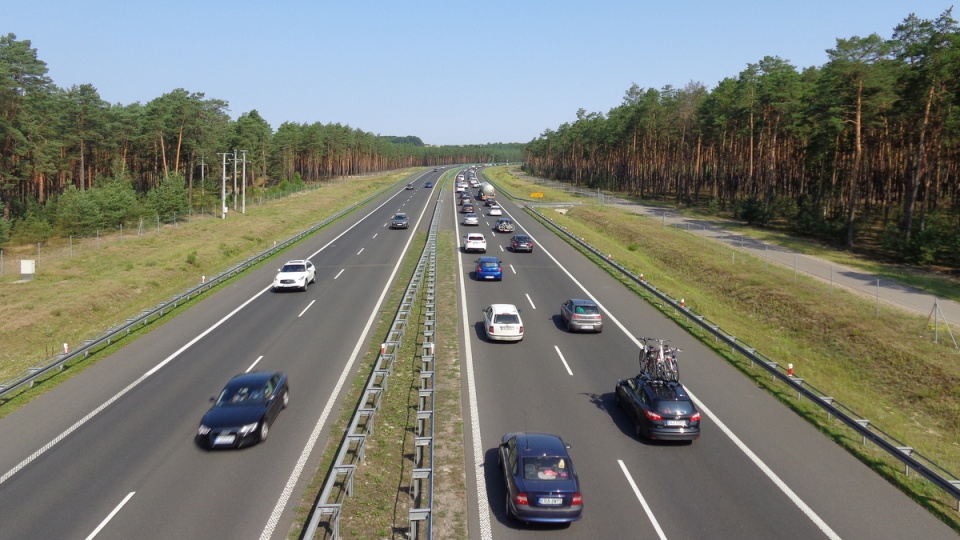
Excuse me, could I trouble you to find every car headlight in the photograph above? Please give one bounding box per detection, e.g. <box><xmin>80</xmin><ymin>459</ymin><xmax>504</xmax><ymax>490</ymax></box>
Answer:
<box><xmin>239</xmin><ymin>422</ymin><xmax>259</xmax><ymax>436</ymax></box>
<box><xmin>197</xmin><ymin>425</ymin><xmax>211</xmax><ymax>436</ymax></box>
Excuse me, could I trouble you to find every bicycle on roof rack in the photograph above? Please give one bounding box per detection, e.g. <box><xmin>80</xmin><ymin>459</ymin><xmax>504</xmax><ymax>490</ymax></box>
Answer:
<box><xmin>639</xmin><ymin>337</ymin><xmax>680</xmax><ymax>382</ymax></box>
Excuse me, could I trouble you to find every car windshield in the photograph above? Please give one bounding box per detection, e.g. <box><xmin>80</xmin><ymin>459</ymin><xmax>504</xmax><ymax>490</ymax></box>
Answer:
<box><xmin>394</xmin><ymin>214</ymin><xmax>407</xmax><ymax>219</ymax></box>
<box><xmin>522</xmin><ymin>457</ymin><xmax>570</xmax><ymax>480</ymax></box>
<box><xmin>216</xmin><ymin>385</ymin><xmax>266</xmax><ymax>406</ymax></box>
<box><xmin>493</xmin><ymin>313</ymin><xmax>519</xmax><ymax>324</ymax></box>
<box><xmin>281</xmin><ymin>264</ymin><xmax>306</xmax><ymax>273</ymax></box>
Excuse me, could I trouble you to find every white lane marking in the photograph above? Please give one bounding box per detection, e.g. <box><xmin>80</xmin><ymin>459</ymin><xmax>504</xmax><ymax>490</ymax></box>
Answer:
<box><xmin>499</xmin><ymin>245</ymin><xmax>505</xmax><ymax>252</ymax></box>
<box><xmin>298</xmin><ymin>300</ymin><xmax>315</xmax><ymax>318</ymax></box>
<box><xmin>518</xmin><ymin>217</ymin><xmax>842</xmax><ymax>540</ymax></box>
<box><xmin>246</xmin><ymin>356</ymin><xmax>264</xmax><ymax>373</ymax></box>
<box><xmin>554</xmin><ymin>346</ymin><xmax>573</xmax><ymax>376</ymax></box>
<box><xmin>457</xmin><ymin>198</ymin><xmax>494</xmax><ymax>540</ymax></box>
<box><xmin>334</xmin><ymin>268</ymin><xmax>345</xmax><ymax>280</ymax></box>
<box><xmin>357</xmin><ymin>248</ymin><xmax>364</xmax><ymax>255</ymax></box>
<box><xmin>373</xmin><ymin>233</ymin><xmax>378</xmax><ymax>238</ymax></box>
<box><xmin>525</xmin><ymin>293</ymin><xmax>536</xmax><ymax>309</ymax></box>
<box><xmin>509</xmin><ymin>264</ymin><xmax>516</xmax><ymax>274</ymax></box>
<box><xmin>618</xmin><ymin>461</ymin><xmax>667</xmax><ymax>540</ymax></box>
<box><xmin>84</xmin><ymin>491</ymin><xmax>135</xmax><ymax>540</ymax></box>
<box><xmin>259</xmin><ymin>174</ymin><xmax>435</xmax><ymax>540</ymax></box>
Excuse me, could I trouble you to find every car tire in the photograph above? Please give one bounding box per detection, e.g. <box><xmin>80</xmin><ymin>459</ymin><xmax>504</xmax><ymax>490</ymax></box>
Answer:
<box><xmin>260</xmin><ymin>420</ymin><xmax>270</xmax><ymax>442</ymax></box>
<box><xmin>282</xmin><ymin>389</ymin><xmax>289</xmax><ymax>409</ymax></box>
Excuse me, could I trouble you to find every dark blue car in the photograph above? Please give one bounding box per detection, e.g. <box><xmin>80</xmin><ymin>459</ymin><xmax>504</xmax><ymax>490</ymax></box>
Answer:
<box><xmin>475</xmin><ymin>256</ymin><xmax>502</xmax><ymax>281</ymax></box>
<box><xmin>499</xmin><ymin>432</ymin><xmax>583</xmax><ymax>524</ymax></box>
<box><xmin>196</xmin><ymin>371</ymin><xmax>289</xmax><ymax>449</ymax></box>
<box><xmin>424</xmin><ymin>181</ymin><xmax>433</xmax><ymax>188</ymax></box>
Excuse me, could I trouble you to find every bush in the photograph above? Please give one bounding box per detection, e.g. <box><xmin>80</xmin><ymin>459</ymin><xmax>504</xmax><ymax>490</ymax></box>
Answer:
<box><xmin>146</xmin><ymin>174</ymin><xmax>189</xmax><ymax>224</ymax></box>
<box><xmin>55</xmin><ymin>186</ymin><xmax>103</xmax><ymax>236</ymax></box>
<box><xmin>734</xmin><ymin>197</ymin><xmax>772</xmax><ymax>226</ymax></box>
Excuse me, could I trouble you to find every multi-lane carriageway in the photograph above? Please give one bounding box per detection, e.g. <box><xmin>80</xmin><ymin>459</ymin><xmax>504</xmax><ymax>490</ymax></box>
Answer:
<box><xmin>0</xmin><ymin>168</ymin><xmax>953</xmax><ymax>539</ymax></box>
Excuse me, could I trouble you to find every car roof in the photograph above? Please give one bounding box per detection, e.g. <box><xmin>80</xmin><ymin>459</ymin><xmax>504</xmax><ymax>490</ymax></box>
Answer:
<box><xmin>225</xmin><ymin>371</ymin><xmax>279</xmax><ymax>388</ymax></box>
<box><xmin>567</xmin><ymin>298</ymin><xmax>596</xmax><ymax>306</ymax></box>
<box><xmin>478</xmin><ymin>256</ymin><xmax>499</xmax><ymax>263</ymax></box>
<box><xmin>283</xmin><ymin>259</ymin><xmax>308</xmax><ymax>265</ymax></box>
<box><xmin>487</xmin><ymin>303</ymin><xmax>518</xmax><ymax>313</ymax></box>
<box><xmin>640</xmin><ymin>379</ymin><xmax>692</xmax><ymax>401</ymax></box>
<box><xmin>466</xmin><ymin>233</ymin><xmax>485</xmax><ymax>239</ymax></box>
<box><xmin>507</xmin><ymin>432</ymin><xmax>569</xmax><ymax>458</ymax></box>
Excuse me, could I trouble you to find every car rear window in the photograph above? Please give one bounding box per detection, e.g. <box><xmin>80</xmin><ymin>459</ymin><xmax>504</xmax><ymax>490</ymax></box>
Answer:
<box><xmin>494</xmin><ymin>314</ymin><xmax>519</xmax><ymax>324</ymax></box>
<box><xmin>480</xmin><ymin>261</ymin><xmax>499</xmax><ymax>268</ymax></box>
<box><xmin>574</xmin><ymin>305</ymin><xmax>599</xmax><ymax>314</ymax></box>
<box><xmin>522</xmin><ymin>457</ymin><xmax>571</xmax><ymax>480</ymax></box>
<box><xmin>655</xmin><ymin>400</ymin><xmax>695</xmax><ymax>416</ymax></box>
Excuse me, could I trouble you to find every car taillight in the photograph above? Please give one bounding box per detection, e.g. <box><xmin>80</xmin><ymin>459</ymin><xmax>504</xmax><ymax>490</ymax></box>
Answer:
<box><xmin>489</xmin><ymin>325</ymin><xmax>495</xmax><ymax>333</ymax></box>
<box><xmin>572</xmin><ymin>493</ymin><xmax>582</xmax><ymax>505</ymax></box>
<box><xmin>519</xmin><ymin>326</ymin><xmax>523</xmax><ymax>334</ymax></box>
<box><xmin>515</xmin><ymin>493</ymin><xmax>528</xmax><ymax>505</ymax></box>
<box><xmin>645</xmin><ymin>409</ymin><xmax>662</xmax><ymax>421</ymax></box>
<box><xmin>690</xmin><ymin>412</ymin><xmax>701</xmax><ymax>422</ymax></box>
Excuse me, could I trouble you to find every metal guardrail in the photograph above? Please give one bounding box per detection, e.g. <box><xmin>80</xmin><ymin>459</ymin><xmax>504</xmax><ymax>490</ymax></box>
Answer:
<box><xmin>304</xmin><ymin>181</ymin><xmax>443</xmax><ymax>539</ymax></box>
<box><xmin>0</xmin><ymin>185</ymin><xmax>395</xmax><ymax>402</ymax></box>
<box><xmin>527</xmin><ymin>206</ymin><xmax>960</xmax><ymax>511</ymax></box>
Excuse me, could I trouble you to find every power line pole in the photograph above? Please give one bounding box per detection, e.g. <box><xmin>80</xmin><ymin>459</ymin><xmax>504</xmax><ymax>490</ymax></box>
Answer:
<box><xmin>232</xmin><ymin>149</ymin><xmax>239</xmax><ymax>212</ymax></box>
<box><xmin>217</xmin><ymin>151</ymin><xmax>233</xmax><ymax>219</ymax></box>
<box><xmin>240</xmin><ymin>150</ymin><xmax>248</xmax><ymax>214</ymax></box>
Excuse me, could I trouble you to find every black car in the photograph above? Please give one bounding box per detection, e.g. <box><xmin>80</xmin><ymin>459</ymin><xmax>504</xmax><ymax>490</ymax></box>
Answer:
<box><xmin>510</xmin><ymin>234</ymin><xmax>534</xmax><ymax>252</ymax></box>
<box><xmin>615</xmin><ymin>376</ymin><xmax>700</xmax><ymax>441</ymax></box>
<box><xmin>196</xmin><ymin>371</ymin><xmax>289</xmax><ymax>449</ymax></box>
<box><xmin>499</xmin><ymin>432</ymin><xmax>583</xmax><ymax>524</ymax></box>
<box><xmin>560</xmin><ymin>298</ymin><xmax>603</xmax><ymax>333</ymax></box>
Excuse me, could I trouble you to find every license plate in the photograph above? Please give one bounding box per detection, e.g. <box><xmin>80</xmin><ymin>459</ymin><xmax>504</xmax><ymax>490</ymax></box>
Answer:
<box><xmin>484</xmin><ymin>275</ymin><xmax>494</xmax><ymax>279</ymax></box>
<box><xmin>538</xmin><ymin>497</ymin><xmax>563</xmax><ymax>506</ymax></box>
<box><xmin>665</xmin><ymin>420</ymin><xmax>686</xmax><ymax>427</ymax></box>
<box><xmin>580</xmin><ymin>325</ymin><xmax>594</xmax><ymax>330</ymax></box>
<box><xmin>214</xmin><ymin>434</ymin><xmax>236</xmax><ymax>445</ymax></box>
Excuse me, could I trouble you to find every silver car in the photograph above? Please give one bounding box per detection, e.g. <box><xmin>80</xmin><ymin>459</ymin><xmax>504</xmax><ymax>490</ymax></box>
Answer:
<box><xmin>462</xmin><ymin>213</ymin><xmax>480</xmax><ymax>226</ymax></box>
<box><xmin>560</xmin><ymin>298</ymin><xmax>603</xmax><ymax>333</ymax></box>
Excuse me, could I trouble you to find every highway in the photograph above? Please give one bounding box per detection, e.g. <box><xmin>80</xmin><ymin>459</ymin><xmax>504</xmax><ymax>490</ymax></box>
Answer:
<box><xmin>457</xmin><ymin>169</ymin><xmax>957</xmax><ymax>539</ymax></box>
<box><xmin>0</xmin><ymin>165</ymin><xmax>954</xmax><ymax>539</ymax></box>
<box><xmin>0</xmin><ymin>169</ymin><xmax>444</xmax><ymax>539</ymax></box>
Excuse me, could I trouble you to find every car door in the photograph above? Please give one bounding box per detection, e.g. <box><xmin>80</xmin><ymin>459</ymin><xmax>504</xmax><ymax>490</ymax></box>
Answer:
<box><xmin>561</xmin><ymin>300</ymin><xmax>572</xmax><ymax>325</ymax></box>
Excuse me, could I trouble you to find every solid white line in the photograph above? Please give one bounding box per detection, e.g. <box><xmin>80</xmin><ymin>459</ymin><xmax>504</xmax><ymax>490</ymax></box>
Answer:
<box><xmin>259</xmin><ymin>173</ymin><xmax>435</xmax><ymax>540</ymax></box>
<box><xmin>246</xmin><ymin>355</ymin><xmax>264</xmax><ymax>373</ymax></box>
<box><xmin>334</xmin><ymin>269</ymin><xmax>345</xmax><ymax>280</ymax></box>
<box><xmin>525</xmin><ymin>293</ymin><xmax>536</xmax><ymax>309</ymax></box>
<box><xmin>298</xmin><ymin>300</ymin><xmax>315</xmax><ymax>318</ymax></box>
<box><xmin>84</xmin><ymin>491</ymin><xmax>135</xmax><ymax>540</ymax></box>
<box><xmin>553</xmin><ymin>346</ymin><xmax>573</xmax><ymax>376</ymax></box>
<box><xmin>457</xmin><ymin>196</ymin><xmax>494</xmax><ymax>540</ymax></box>
<box><xmin>618</xmin><ymin>461</ymin><xmax>667</xmax><ymax>540</ymax></box>
<box><xmin>514</xmin><ymin>217</ymin><xmax>842</xmax><ymax>540</ymax></box>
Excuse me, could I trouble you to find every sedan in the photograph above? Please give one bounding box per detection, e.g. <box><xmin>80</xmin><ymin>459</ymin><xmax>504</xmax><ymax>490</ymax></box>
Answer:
<box><xmin>615</xmin><ymin>376</ymin><xmax>700</xmax><ymax>441</ymax></box>
<box><xmin>196</xmin><ymin>371</ymin><xmax>289</xmax><ymax>449</ymax></box>
<box><xmin>475</xmin><ymin>256</ymin><xmax>502</xmax><ymax>280</ymax></box>
<box><xmin>482</xmin><ymin>303</ymin><xmax>523</xmax><ymax>341</ymax></box>
<box><xmin>488</xmin><ymin>205</ymin><xmax>503</xmax><ymax>216</ymax></box>
<box><xmin>560</xmin><ymin>298</ymin><xmax>603</xmax><ymax>333</ymax></box>
<box><xmin>462</xmin><ymin>213</ymin><xmax>480</xmax><ymax>226</ymax></box>
<box><xmin>510</xmin><ymin>234</ymin><xmax>534</xmax><ymax>253</ymax></box>
<box><xmin>273</xmin><ymin>259</ymin><xmax>316</xmax><ymax>291</ymax></box>
<box><xmin>499</xmin><ymin>432</ymin><xmax>583</xmax><ymax>524</ymax></box>
<box><xmin>460</xmin><ymin>204</ymin><xmax>475</xmax><ymax>214</ymax></box>
<box><xmin>405</xmin><ymin>183</ymin><xmax>415</xmax><ymax>190</ymax></box>
<box><xmin>424</xmin><ymin>181</ymin><xmax>433</xmax><ymax>188</ymax></box>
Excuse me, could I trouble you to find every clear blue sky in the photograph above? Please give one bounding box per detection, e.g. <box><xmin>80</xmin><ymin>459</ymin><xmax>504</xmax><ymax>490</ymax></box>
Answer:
<box><xmin>6</xmin><ymin>1</ymin><xmax>953</xmax><ymax>146</ymax></box>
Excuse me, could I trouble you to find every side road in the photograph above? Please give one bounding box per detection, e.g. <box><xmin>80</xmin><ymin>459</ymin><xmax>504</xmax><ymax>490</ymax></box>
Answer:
<box><xmin>519</xmin><ymin>172</ymin><xmax>960</xmax><ymax>333</ymax></box>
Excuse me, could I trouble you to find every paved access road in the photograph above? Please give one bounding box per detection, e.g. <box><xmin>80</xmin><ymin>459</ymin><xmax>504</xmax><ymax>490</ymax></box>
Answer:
<box><xmin>0</xmin><ymin>170</ymin><xmax>445</xmax><ymax>539</ymax></box>
<box><xmin>459</xmin><ymin>170</ymin><xmax>956</xmax><ymax>539</ymax></box>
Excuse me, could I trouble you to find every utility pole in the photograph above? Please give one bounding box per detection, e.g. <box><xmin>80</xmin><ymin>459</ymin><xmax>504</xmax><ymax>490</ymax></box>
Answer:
<box><xmin>199</xmin><ymin>155</ymin><xmax>205</xmax><ymax>198</ymax></box>
<box><xmin>232</xmin><ymin>149</ymin><xmax>238</xmax><ymax>212</ymax></box>
<box><xmin>240</xmin><ymin>150</ymin><xmax>248</xmax><ymax>214</ymax></box>
<box><xmin>217</xmin><ymin>152</ymin><xmax>231</xmax><ymax>219</ymax></box>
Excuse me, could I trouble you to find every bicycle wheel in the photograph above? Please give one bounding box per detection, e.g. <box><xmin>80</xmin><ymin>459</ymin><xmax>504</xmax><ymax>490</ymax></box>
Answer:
<box><xmin>666</xmin><ymin>357</ymin><xmax>679</xmax><ymax>382</ymax></box>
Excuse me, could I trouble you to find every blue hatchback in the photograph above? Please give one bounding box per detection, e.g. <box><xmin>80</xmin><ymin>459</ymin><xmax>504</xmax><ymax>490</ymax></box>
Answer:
<box><xmin>424</xmin><ymin>181</ymin><xmax>433</xmax><ymax>188</ymax></box>
<box><xmin>475</xmin><ymin>257</ymin><xmax>502</xmax><ymax>281</ymax></box>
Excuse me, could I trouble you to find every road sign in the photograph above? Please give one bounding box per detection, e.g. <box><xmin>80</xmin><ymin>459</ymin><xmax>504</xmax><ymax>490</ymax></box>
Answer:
<box><xmin>530</xmin><ymin>192</ymin><xmax>544</xmax><ymax>198</ymax></box>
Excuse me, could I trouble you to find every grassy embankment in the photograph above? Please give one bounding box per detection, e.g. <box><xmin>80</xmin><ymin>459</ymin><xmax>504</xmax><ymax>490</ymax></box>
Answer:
<box><xmin>485</xmin><ymin>165</ymin><xmax>960</xmax><ymax>531</ymax></box>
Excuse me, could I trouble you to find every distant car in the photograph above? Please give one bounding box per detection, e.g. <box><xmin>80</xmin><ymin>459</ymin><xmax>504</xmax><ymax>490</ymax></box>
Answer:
<box><xmin>484</xmin><ymin>198</ymin><xmax>498</xmax><ymax>207</ymax></box>
<box><xmin>406</xmin><ymin>183</ymin><xmax>415</xmax><ymax>190</ymax></box>
<box><xmin>510</xmin><ymin>234</ymin><xmax>534</xmax><ymax>253</ymax></box>
<box><xmin>425</xmin><ymin>181</ymin><xmax>433</xmax><ymax>188</ymax></box>
<box><xmin>455</xmin><ymin>184</ymin><xmax>466</xmax><ymax>193</ymax></box>
<box><xmin>463</xmin><ymin>233</ymin><xmax>487</xmax><ymax>253</ymax></box>
<box><xmin>560</xmin><ymin>298</ymin><xmax>603</xmax><ymax>333</ymax></box>
<box><xmin>475</xmin><ymin>256</ymin><xmax>502</xmax><ymax>280</ymax></box>
<box><xmin>196</xmin><ymin>371</ymin><xmax>289</xmax><ymax>449</ymax></box>
<box><xmin>460</xmin><ymin>196</ymin><xmax>472</xmax><ymax>205</ymax></box>
<box><xmin>460</xmin><ymin>192</ymin><xmax>472</xmax><ymax>200</ymax></box>
<box><xmin>391</xmin><ymin>213</ymin><xmax>410</xmax><ymax>229</ymax></box>
<box><xmin>496</xmin><ymin>218</ymin><xmax>515</xmax><ymax>232</ymax></box>
<box><xmin>273</xmin><ymin>260</ymin><xmax>316</xmax><ymax>291</ymax></box>
<box><xmin>615</xmin><ymin>376</ymin><xmax>700</xmax><ymax>441</ymax></box>
<box><xmin>482</xmin><ymin>303</ymin><xmax>523</xmax><ymax>341</ymax></box>
<box><xmin>488</xmin><ymin>205</ymin><xmax>503</xmax><ymax>216</ymax></box>
<box><xmin>462</xmin><ymin>213</ymin><xmax>480</xmax><ymax>226</ymax></box>
<box><xmin>499</xmin><ymin>432</ymin><xmax>583</xmax><ymax>523</ymax></box>
<box><xmin>461</xmin><ymin>204</ymin><xmax>475</xmax><ymax>214</ymax></box>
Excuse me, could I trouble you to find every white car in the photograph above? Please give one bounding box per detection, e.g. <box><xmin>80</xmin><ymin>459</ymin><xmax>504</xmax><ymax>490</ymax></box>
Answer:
<box><xmin>482</xmin><ymin>304</ymin><xmax>524</xmax><ymax>342</ymax></box>
<box><xmin>488</xmin><ymin>205</ymin><xmax>503</xmax><ymax>216</ymax></box>
<box><xmin>273</xmin><ymin>259</ymin><xmax>316</xmax><ymax>291</ymax></box>
<box><xmin>462</xmin><ymin>213</ymin><xmax>480</xmax><ymax>226</ymax></box>
<box><xmin>462</xmin><ymin>233</ymin><xmax>487</xmax><ymax>253</ymax></box>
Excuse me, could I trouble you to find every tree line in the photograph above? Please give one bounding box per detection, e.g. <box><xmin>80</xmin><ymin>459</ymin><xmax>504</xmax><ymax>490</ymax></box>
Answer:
<box><xmin>0</xmin><ymin>33</ymin><xmax>523</xmax><ymax>244</ymax></box>
<box><xmin>524</xmin><ymin>9</ymin><xmax>960</xmax><ymax>266</ymax></box>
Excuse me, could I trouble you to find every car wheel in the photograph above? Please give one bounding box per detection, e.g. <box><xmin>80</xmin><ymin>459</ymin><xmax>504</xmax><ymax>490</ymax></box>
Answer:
<box><xmin>282</xmin><ymin>389</ymin><xmax>289</xmax><ymax>409</ymax></box>
<box><xmin>260</xmin><ymin>420</ymin><xmax>270</xmax><ymax>442</ymax></box>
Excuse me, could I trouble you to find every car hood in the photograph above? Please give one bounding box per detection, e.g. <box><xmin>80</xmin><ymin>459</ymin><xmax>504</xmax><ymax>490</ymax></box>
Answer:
<box><xmin>200</xmin><ymin>404</ymin><xmax>266</xmax><ymax>428</ymax></box>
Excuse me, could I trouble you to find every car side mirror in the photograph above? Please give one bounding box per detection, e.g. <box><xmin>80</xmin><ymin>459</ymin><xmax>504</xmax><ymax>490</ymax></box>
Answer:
<box><xmin>209</xmin><ymin>396</ymin><xmax>215</xmax><ymax>403</ymax></box>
